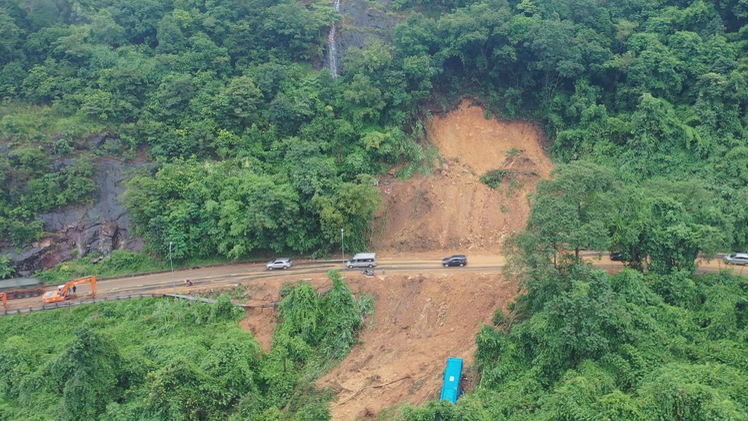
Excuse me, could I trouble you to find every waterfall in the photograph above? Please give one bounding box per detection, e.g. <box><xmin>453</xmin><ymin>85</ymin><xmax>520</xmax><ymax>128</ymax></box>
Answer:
<box><xmin>327</xmin><ymin>0</ymin><xmax>341</xmax><ymax>78</ymax></box>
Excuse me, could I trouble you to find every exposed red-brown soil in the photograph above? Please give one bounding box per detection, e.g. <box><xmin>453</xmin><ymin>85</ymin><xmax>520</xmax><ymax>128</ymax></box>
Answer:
<box><xmin>316</xmin><ymin>268</ymin><xmax>514</xmax><ymax>419</ymax></box>
<box><xmin>370</xmin><ymin>99</ymin><xmax>552</xmax><ymax>253</ymax></box>
<box><xmin>240</xmin><ymin>99</ymin><xmax>552</xmax><ymax>420</ymax></box>
<box><xmin>237</xmin><ymin>263</ymin><xmax>514</xmax><ymax>419</ymax></box>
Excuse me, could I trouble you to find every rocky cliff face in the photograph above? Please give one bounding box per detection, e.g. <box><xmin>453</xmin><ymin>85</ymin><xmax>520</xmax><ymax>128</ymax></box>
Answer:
<box><xmin>4</xmin><ymin>158</ymin><xmax>143</xmax><ymax>275</ymax></box>
<box><xmin>328</xmin><ymin>0</ymin><xmax>400</xmax><ymax>75</ymax></box>
<box><xmin>6</xmin><ymin>0</ymin><xmax>402</xmax><ymax>275</ymax></box>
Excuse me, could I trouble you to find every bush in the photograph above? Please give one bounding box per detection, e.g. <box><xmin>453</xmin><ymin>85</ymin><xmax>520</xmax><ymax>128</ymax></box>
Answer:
<box><xmin>492</xmin><ymin>308</ymin><xmax>508</xmax><ymax>327</ymax></box>
<box><xmin>38</xmin><ymin>251</ymin><xmax>166</xmax><ymax>284</ymax></box>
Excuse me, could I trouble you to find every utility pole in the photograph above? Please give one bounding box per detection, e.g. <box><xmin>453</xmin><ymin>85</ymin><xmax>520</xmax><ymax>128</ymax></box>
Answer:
<box><xmin>341</xmin><ymin>228</ymin><xmax>345</xmax><ymax>261</ymax></box>
<box><xmin>169</xmin><ymin>241</ymin><xmax>175</xmax><ymax>293</ymax></box>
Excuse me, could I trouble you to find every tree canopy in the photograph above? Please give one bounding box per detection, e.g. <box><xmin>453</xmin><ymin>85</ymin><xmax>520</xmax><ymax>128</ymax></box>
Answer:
<box><xmin>1</xmin><ymin>0</ymin><xmax>746</xmax><ymax>257</ymax></box>
<box><xmin>2</xmin><ymin>0</ymin><xmax>748</xmax><ymax>416</ymax></box>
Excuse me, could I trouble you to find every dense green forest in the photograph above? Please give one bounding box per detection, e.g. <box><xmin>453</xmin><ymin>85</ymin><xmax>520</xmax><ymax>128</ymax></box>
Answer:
<box><xmin>1</xmin><ymin>0</ymin><xmax>746</xmax><ymax>259</ymax></box>
<box><xmin>0</xmin><ymin>271</ymin><xmax>371</xmax><ymax>419</ymax></box>
<box><xmin>2</xmin><ymin>0</ymin><xmax>748</xmax><ymax>418</ymax></box>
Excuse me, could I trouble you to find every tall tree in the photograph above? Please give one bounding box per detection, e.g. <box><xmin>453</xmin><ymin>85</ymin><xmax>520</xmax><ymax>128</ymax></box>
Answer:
<box><xmin>610</xmin><ymin>180</ymin><xmax>730</xmax><ymax>274</ymax></box>
<box><xmin>515</xmin><ymin>161</ymin><xmax>615</xmax><ymax>270</ymax></box>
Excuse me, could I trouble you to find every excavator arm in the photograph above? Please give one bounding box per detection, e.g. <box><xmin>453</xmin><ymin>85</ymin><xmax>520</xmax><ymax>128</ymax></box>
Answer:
<box><xmin>42</xmin><ymin>275</ymin><xmax>96</xmax><ymax>304</ymax></box>
<box><xmin>68</xmin><ymin>275</ymin><xmax>96</xmax><ymax>296</ymax></box>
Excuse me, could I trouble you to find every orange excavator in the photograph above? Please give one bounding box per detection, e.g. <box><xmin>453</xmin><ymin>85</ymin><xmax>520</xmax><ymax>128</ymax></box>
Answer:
<box><xmin>42</xmin><ymin>275</ymin><xmax>96</xmax><ymax>304</ymax></box>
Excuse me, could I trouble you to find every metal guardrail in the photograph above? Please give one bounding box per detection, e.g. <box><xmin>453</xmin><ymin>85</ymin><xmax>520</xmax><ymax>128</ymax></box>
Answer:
<box><xmin>2</xmin><ymin>269</ymin><xmax>345</xmax><ymax>316</ymax></box>
<box><xmin>1</xmin><ymin>293</ymin><xmax>251</xmax><ymax>316</ymax></box>
<box><xmin>1</xmin><ymin>294</ymin><xmax>166</xmax><ymax>316</ymax></box>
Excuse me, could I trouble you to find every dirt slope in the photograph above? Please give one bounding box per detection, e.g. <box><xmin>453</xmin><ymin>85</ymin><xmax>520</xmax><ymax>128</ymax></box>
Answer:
<box><xmin>241</xmin><ymin>99</ymin><xmax>551</xmax><ymax>420</ymax></box>
<box><xmin>239</xmin><ymin>266</ymin><xmax>515</xmax><ymax>419</ymax></box>
<box><xmin>371</xmin><ymin>99</ymin><xmax>551</xmax><ymax>253</ymax></box>
<box><xmin>315</xmin><ymin>268</ymin><xmax>514</xmax><ymax>419</ymax></box>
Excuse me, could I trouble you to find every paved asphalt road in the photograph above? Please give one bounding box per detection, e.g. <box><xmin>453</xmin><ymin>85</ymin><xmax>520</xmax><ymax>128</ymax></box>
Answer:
<box><xmin>4</xmin><ymin>253</ymin><xmax>745</xmax><ymax>311</ymax></box>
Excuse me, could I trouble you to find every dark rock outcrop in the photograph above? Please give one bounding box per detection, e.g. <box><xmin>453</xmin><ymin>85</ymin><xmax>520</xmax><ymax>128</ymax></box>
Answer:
<box><xmin>3</xmin><ymin>158</ymin><xmax>143</xmax><ymax>275</ymax></box>
<box><xmin>328</xmin><ymin>0</ymin><xmax>401</xmax><ymax>74</ymax></box>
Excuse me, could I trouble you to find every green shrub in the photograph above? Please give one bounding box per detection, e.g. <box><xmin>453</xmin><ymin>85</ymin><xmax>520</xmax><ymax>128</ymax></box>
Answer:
<box><xmin>38</xmin><ymin>251</ymin><xmax>166</xmax><ymax>284</ymax></box>
<box><xmin>492</xmin><ymin>308</ymin><xmax>508</xmax><ymax>327</ymax></box>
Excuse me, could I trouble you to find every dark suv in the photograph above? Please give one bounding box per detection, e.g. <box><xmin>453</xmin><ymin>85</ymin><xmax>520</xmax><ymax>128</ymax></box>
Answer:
<box><xmin>442</xmin><ymin>255</ymin><xmax>467</xmax><ymax>267</ymax></box>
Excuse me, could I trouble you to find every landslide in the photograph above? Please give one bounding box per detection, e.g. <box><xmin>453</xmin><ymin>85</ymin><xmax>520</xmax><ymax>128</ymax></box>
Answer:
<box><xmin>371</xmin><ymin>99</ymin><xmax>552</xmax><ymax>253</ymax></box>
<box><xmin>242</xmin><ymin>99</ymin><xmax>552</xmax><ymax>420</ymax></box>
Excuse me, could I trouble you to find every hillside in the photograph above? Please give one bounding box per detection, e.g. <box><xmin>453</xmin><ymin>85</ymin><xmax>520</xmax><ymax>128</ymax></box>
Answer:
<box><xmin>240</xmin><ymin>264</ymin><xmax>514</xmax><ymax>420</ymax></box>
<box><xmin>240</xmin><ymin>101</ymin><xmax>550</xmax><ymax>419</ymax></box>
<box><xmin>1</xmin><ymin>0</ymin><xmax>748</xmax><ymax>418</ymax></box>
<box><xmin>2</xmin><ymin>0</ymin><xmax>747</xmax><ymax>274</ymax></box>
<box><xmin>372</xmin><ymin>99</ymin><xmax>551</xmax><ymax>253</ymax></box>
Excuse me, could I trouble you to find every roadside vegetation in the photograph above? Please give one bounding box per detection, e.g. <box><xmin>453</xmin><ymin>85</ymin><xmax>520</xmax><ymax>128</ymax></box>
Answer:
<box><xmin>37</xmin><ymin>250</ymin><xmax>166</xmax><ymax>284</ymax></box>
<box><xmin>35</xmin><ymin>250</ymin><xmax>270</xmax><ymax>285</ymax></box>
<box><xmin>400</xmin><ymin>266</ymin><xmax>748</xmax><ymax>419</ymax></box>
<box><xmin>0</xmin><ymin>270</ymin><xmax>370</xmax><ymax>420</ymax></box>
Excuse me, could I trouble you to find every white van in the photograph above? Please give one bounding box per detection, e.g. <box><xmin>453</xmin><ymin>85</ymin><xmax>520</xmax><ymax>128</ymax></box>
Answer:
<box><xmin>346</xmin><ymin>252</ymin><xmax>377</xmax><ymax>268</ymax></box>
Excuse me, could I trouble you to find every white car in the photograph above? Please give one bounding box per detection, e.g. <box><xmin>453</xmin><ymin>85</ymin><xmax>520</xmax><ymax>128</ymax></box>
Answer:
<box><xmin>724</xmin><ymin>253</ymin><xmax>748</xmax><ymax>266</ymax></box>
<box><xmin>266</xmin><ymin>258</ymin><xmax>292</xmax><ymax>270</ymax></box>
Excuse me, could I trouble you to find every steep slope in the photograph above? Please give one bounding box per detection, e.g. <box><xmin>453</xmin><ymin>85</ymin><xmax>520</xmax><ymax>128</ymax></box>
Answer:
<box><xmin>317</xmin><ymin>101</ymin><xmax>551</xmax><ymax>419</ymax></box>
<box><xmin>371</xmin><ymin>99</ymin><xmax>552</xmax><ymax>253</ymax></box>
<box><xmin>240</xmin><ymin>265</ymin><xmax>515</xmax><ymax>420</ymax></box>
<box><xmin>315</xmin><ymin>267</ymin><xmax>513</xmax><ymax>420</ymax></box>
